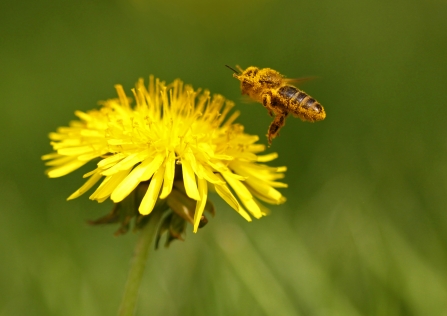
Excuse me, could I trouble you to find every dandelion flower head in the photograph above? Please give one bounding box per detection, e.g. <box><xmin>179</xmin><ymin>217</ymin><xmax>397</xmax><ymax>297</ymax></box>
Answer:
<box><xmin>43</xmin><ymin>76</ymin><xmax>287</xmax><ymax>232</ymax></box>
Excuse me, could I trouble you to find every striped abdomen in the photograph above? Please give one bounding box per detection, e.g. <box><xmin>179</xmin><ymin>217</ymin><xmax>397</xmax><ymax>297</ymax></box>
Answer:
<box><xmin>277</xmin><ymin>85</ymin><xmax>325</xmax><ymax>122</ymax></box>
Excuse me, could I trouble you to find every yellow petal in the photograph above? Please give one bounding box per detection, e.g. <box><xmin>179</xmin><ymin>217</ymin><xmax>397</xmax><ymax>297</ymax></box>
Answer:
<box><xmin>213</xmin><ymin>175</ymin><xmax>251</xmax><ymax>222</ymax></box>
<box><xmin>41</xmin><ymin>152</ymin><xmax>61</xmax><ymax>160</ymax></box>
<box><xmin>266</xmin><ymin>181</ymin><xmax>288</xmax><ymax>188</ymax></box>
<box><xmin>46</xmin><ymin>159</ymin><xmax>88</xmax><ymax>178</ymax></box>
<box><xmin>184</xmin><ymin>150</ymin><xmax>199</xmax><ymax>177</ymax></box>
<box><xmin>193</xmin><ymin>178</ymin><xmax>208</xmax><ymax>232</ymax></box>
<box><xmin>247</xmin><ymin>144</ymin><xmax>266</xmax><ymax>153</ymax></box>
<box><xmin>109</xmin><ymin>164</ymin><xmax>147</xmax><ymax>202</ymax></box>
<box><xmin>48</xmin><ymin>132</ymin><xmax>67</xmax><ymax>141</ymax></box>
<box><xmin>57</xmin><ymin>146</ymin><xmax>94</xmax><ymax>156</ymax></box>
<box><xmin>140</xmin><ymin>154</ymin><xmax>165</xmax><ymax>181</ymax></box>
<box><xmin>83</xmin><ymin>168</ymin><xmax>99</xmax><ymax>178</ymax></box>
<box><xmin>277</xmin><ymin>166</ymin><xmax>287</xmax><ymax>173</ymax></box>
<box><xmin>214</xmin><ymin>182</ymin><xmax>240</xmax><ymax>211</ymax></box>
<box><xmin>236</xmin><ymin>205</ymin><xmax>252</xmax><ymax>222</ymax></box>
<box><xmin>101</xmin><ymin>150</ymin><xmax>150</xmax><ymax>176</ymax></box>
<box><xmin>45</xmin><ymin>155</ymin><xmax>77</xmax><ymax>167</ymax></box>
<box><xmin>256</xmin><ymin>152</ymin><xmax>278</xmax><ymax>162</ymax></box>
<box><xmin>222</xmin><ymin>110</ymin><xmax>240</xmax><ymax>127</ymax></box>
<box><xmin>244</xmin><ymin>177</ymin><xmax>285</xmax><ymax>204</ymax></box>
<box><xmin>254</xmin><ymin>199</ymin><xmax>271</xmax><ymax>216</ymax></box>
<box><xmin>222</xmin><ymin>172</ymin><xmax>262</xmax><ymax>218</ymax></box>
<box><xmin>68</xmin><ymin>171</ymin><xmax>102</xmax><ymax>200</ymax></box>
<box><xmin>78</xmin><ymin>150</ymin><xmax>108</xmax><ymax>161</ymax></box>
<box><xmin>228</xmin><ymin>151</ymin><xmax>258</xmax><ymax>162</ymax></box>
<box><xmin>244</xmin><ymin>182</ymin><xmax>286</xmax><ymax>205</ymax></box>
<box><xmin>159</xmin><ymin>151</ymin><xmax>175</xmax><ymax>199</ymax></box>
<box><xmin>201</xmin><ymin>165</ymin><xmax>225</xmax><ymax>184</ymax></box>
<box><xmin>90</xmin><ymin>169</ymin><xmax>130</xmax><ymax>201</ymax></box>
<box><xmin>74</xmin><ymin>110</ymin><xmax>92</xmax><ymax>121</ymax></box>
<box><xmin>51</xmin><ymin>139</ymin><xmax>81</xmax><ymax>149</ymax></box>
<box><xmin>110</xmin><ymin>154</ymin><xmax>164</xmax><ymax>202</ymax></box>
<box><xmin>97</xmin><ymin>153</ymin><xmax>127</xmax><ymax>169</ymax></box>
<box><xmin>216</xmin><ymin>167</ymin><xmax>246</xmax><ymax>181</ymax></box>
<box><xmin>221</xmin><ymin>172</ymin><xmax>252</xmax><ymax>200</ymax></box>
<box><xmin>139</xmin><ymin>165</ymin><xmax>166</xmax><ymax>215</ymax></box>
<box><xmin>79</xmin><ymin>129</ymin><xmax>105</xmax><ymax>137</ymax></box>
<box><xmin>115</xmin><ymin>84</ymin><xmax>130</xmax><ymax>108</ymax></box>
<box><xmin>230</xmin><ymin>161</ymin><xmax>285</xmax><ymax>181</ymax></box>
<box><xmin>181</xmin><ymin>159</ymin><xmax>200</xmax><ymax>200</ymax></box>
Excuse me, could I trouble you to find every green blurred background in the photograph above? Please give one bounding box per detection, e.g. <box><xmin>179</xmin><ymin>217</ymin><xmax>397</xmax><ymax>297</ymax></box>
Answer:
<box><xmin>1</xmin><ymin>0</ymin><xmax>447</xmax><ymax>315</ymax></box>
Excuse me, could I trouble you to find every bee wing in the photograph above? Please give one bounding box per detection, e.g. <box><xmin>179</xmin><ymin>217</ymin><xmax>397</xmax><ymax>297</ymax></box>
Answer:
<box><xmin>283</xmin><ymin>76</ymin><xmax>318</xmax><ymax>85</ymax></box>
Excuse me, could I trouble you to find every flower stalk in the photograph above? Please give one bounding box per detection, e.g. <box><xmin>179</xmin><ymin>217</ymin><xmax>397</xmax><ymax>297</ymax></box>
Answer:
<box><xmin>118</xmin><ymin>206</ymin><xmax>164</xmax><ymax>316</ymax></box>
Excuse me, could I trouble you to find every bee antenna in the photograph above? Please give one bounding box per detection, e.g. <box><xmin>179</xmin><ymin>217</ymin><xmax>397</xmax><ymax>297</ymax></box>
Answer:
<box><xmin>225</xmin><ymin>65</ymin><xmax>240</xmax><ymax>75</ymax></box>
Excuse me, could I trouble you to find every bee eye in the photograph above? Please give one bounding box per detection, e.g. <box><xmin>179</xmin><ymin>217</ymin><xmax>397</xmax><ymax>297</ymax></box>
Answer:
<box><xmin>246</xmin><ymin>69</ymin><xmax>258</xmax><ymax>76</ymax></box>
<box><xmin>242</xmin><ymin>81</ymin><xmax>252</xmax><ymax>89</ymax></box>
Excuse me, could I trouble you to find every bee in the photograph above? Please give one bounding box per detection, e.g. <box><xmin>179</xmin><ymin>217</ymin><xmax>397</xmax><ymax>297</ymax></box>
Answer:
<box><xmin>226</xmin><ymin>65</ymin><xmax>326</xmax><ymax>144</ymax></box>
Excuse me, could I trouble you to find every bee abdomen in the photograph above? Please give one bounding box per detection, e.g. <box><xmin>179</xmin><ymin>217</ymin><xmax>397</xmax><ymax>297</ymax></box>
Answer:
<box><xmin>278</xmin><ymin>85</ymin><xmax>298</xmax><ymax>98</ymax></box>
<box><xmin>278</xmin><ymin>85</ymin><xmax>311</xmax><ymax>107</ymax></box>
<box><xmin>301</xmin><ymin>97</ymin><xmax>323</xmax><ymax>115</ymax></box>
<box><xmin>278</xmin><ymin>85</ymin><xmax>324</xmax><ymax>121</ymax></box>
<box><xmin>295</xmin><ymin>92</ymin><xmax>307</xmax><ymax>103</ymax></box>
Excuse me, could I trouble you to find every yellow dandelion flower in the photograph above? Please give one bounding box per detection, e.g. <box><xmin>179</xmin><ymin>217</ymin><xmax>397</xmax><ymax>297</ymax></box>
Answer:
<box><xmin>42</xmin><ymin>76</ymin><xmax>287</xmax><ymax>233</ymax></box>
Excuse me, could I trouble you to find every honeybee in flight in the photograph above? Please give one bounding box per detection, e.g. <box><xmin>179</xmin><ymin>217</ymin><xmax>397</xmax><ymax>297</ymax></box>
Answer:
<box><xmin>226</xmin><ymin>65</ymin><xmax>326</xmax><ymax>144</ymax></box>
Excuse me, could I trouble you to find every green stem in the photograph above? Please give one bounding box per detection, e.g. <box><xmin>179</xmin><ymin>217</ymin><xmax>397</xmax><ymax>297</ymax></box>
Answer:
<box><xmin>118</xmin><ymin>209</ymin><xmax>163</xmax><ymax>316</ymax></box>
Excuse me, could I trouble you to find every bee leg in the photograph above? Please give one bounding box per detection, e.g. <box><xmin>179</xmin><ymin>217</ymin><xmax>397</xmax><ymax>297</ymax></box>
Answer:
<box><xmin>267</xmin><ymin>113</ymin><xmax>287</xmax><ymax>145</ymax></box>
<box><xmin>261</xmin><ymin>93</ymin><xmax>274</xmax><ymax>117</ymax></box>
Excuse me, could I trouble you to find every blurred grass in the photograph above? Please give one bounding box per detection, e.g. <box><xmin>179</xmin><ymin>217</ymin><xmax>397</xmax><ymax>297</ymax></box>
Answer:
<box><xmin>1</xmin><ymin>0</ymin><xmax>447</xmax><ymax>315</ymax></box>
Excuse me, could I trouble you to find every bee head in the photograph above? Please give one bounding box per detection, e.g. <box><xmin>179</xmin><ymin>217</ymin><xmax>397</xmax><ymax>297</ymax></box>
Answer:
<box><xmin>240</xmin><ymin>66</ymin><xmax>259</xmax><ymax>79</ymax></box>
<box><xmin>226</xmin><ymin>65</ymin><xmax>279</xmax><ymax>96</ymax></box>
